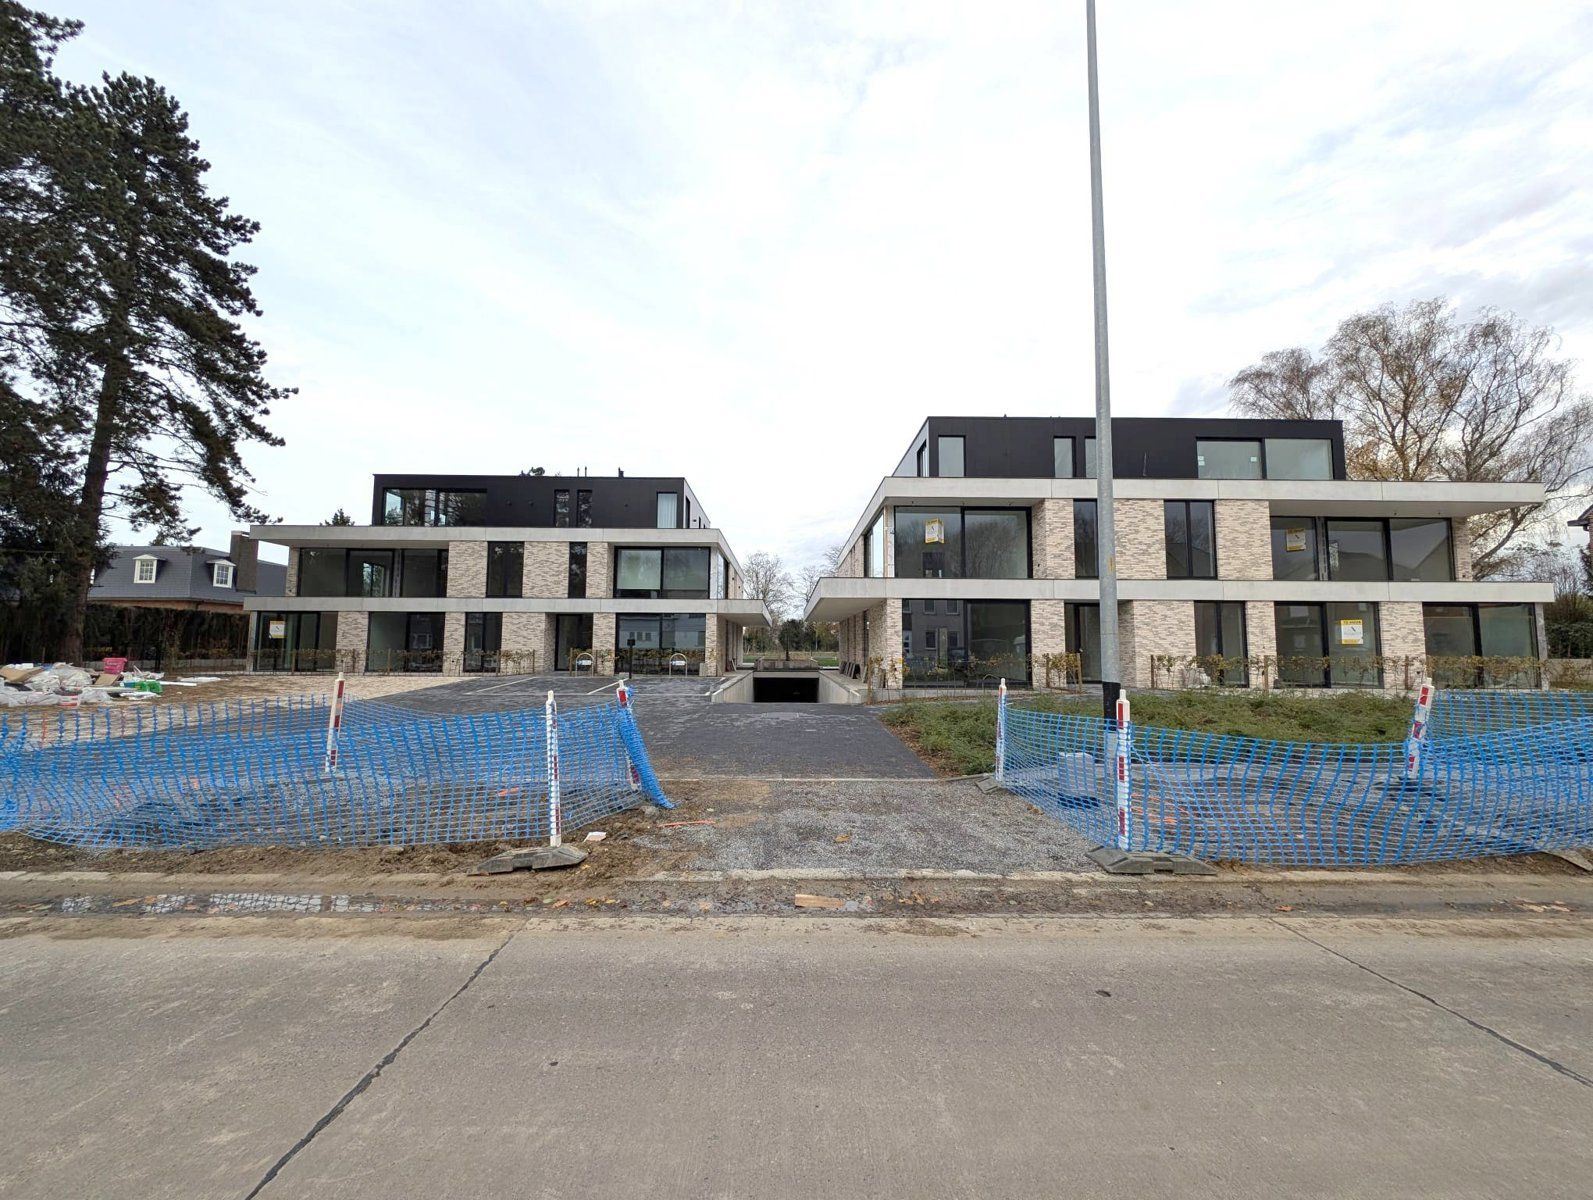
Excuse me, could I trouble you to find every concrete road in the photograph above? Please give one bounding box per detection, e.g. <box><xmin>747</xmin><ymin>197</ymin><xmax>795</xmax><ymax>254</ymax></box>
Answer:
<box><xmin>1</xmin><ymin>914</ymin><xmax>1589</xmax><ymax>1199</ymax></box>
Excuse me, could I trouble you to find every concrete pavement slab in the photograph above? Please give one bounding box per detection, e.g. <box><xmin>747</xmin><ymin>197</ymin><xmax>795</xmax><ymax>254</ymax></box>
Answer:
<box><xmin>250</xmin><ymin>917</ymin><xmax>1593</xmax><ymax>1200</ymax></box>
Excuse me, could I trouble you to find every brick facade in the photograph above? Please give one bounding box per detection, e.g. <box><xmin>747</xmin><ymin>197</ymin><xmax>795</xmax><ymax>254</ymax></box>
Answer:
<box><xmin>285</xmin><ymin>547</ymin><xmax>300</xmax><ymax>597</ymax></box>
<box><xmin>1453</xmin><ymin>518</ymin><xmax>1474</xmax><ymax>581</ymax></box>
<box><xmin>1126</xmin><ymin>600</ymin><xmax>1196</xmax><ymax>688</ymax></box>
<box><xmin>588</xmin><ymin>541</ymin><xmax>612</xmax><ymax>598</ymax></box>
<box><xmin>1215</xmin><ymin>500</ymin><xmax>1271</xmax><ymax>580</ymax></box>
<box><xmin>445</xmin><ymin>541</ymin><xmax>487</xmax><ymax>598</ymax></box>
<box><xmin>522</xmin><ymin>542</ymin><xmax>567</xmax><ymax>599</ymax></box>
<box><xmin>335</xmin><ymin>610</ymin><xmax>367</xmax><ymax>670</ymax></box>
<box><xmin>1114</xmin><ymin>499</ymin><xmax>1167</xmax><ymax>579</ymax></box>
<box><xmin>1380</xmin><ymin>601</ymin><xmax>1427</xmax><ymax>687</ymax></box>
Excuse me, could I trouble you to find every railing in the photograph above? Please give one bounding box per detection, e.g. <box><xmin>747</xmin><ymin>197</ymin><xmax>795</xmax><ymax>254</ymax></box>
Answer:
<box><xmin>1147</xmin><ymin>654</ymin><xmax>1548</xmax><ymax>692</ymax></box>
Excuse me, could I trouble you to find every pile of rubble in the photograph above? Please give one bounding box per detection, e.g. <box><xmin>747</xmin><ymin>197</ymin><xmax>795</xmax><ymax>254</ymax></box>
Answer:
<box><xmin>0</xmin><ymin>663</ymin><xmax>219</xmax><ymax>708</ymax></box>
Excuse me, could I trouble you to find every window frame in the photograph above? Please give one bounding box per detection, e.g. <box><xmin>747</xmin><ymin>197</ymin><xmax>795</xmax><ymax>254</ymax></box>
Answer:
<box><xmin>1192</xmin><ymin>600</ymin><xmax>1248</xmax><ymax>686</ymax></box>
<box><xmin>133</xmin><ymin>555</ymin><xmax>158</xmax><ymax>584</ymax></box>
<box><xmin>576</xmin><ymin>489</ymin><xmax>593</xmax><ymax>528</ymax></box>
<box><xmin>568</xmin><ymin>542</ymin><xmax>588</xmax><ymax>599</ymax></box>
<box><xmin>1073</xmin><ymin>499</ymin><xmax>1099</xmax><ymax>579</ymax></box>
<box><xmin>891</xmin><ymin>506</ymin><xmax>1030</xmax><ymax>580</ymax></box>
<box><xmin>1272</xmin><ymin>601</ymin><xmax>1383</xmax><ymax>688</ymax></box>
<box><xmin>655</xmin><ymin>491</ymin><xmax>680</xmax><ymax>529</ymax></box>
<box><xmin>486</xmin><ymin>541</ymin><xmax>523</xmax><ymax>598</ymax></box>
<box><xmin>1164</xmin><ymin>499</ymin><xmax>1217</xmax><ymax>580</ymax></box>
<box><xmin>937</xmin><ymin>435</ymin><xmax>965</xmax><ymax>478</ymax></box>
<box><xmin>1053</xmin><ymin>437</ymin><xmax>1074</xmax><ymax>479</ymax></box>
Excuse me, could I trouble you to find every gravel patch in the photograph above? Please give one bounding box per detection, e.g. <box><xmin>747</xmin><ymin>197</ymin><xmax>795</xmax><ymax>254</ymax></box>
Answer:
<box><xmin>634</xmin><ymin>778</ymin><xmax>1096</xmax><ymax>873</ymax></box>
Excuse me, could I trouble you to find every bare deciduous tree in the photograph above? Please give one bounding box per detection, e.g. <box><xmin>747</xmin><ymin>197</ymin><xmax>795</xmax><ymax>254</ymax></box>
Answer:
<box><xmin>742</xmin><ymin>550</ymin><xmax>796</xmax><ymax>621</ymax></box>
<box><xmin>1230</xmin><ymin>299</ymin><xmax>1593</xmax><ymax>576</ymax></box>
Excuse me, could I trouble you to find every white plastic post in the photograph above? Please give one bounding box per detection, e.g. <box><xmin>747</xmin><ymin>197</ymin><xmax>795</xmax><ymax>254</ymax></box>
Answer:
<box><xmin>615</xmin><ymin>680</ymin><xmax>640</xmax><ymax>791</ymax></box>
<box><xmin>322</xmin><ymin>672</ymin><xmax>346</xmax><ymax>775</ymax></box>
<box><xmin>545</xmin><ymin>689</ymin><xmax>562</xmax><ymax>847</ymax></box>
<box><xmin>1405</xmin><ymin>681</ymin><xmax>1435</xmax><ymax>783</ymax></box>
<box><xmin>995</xmin><ymin>678</ymin><xmax>1008</xmax><ymax>783</ymax></box>
<box><xmin>1113</xmin><ymin>692</ymin><xmax>1132</xmax><ymax>852</ymax></box>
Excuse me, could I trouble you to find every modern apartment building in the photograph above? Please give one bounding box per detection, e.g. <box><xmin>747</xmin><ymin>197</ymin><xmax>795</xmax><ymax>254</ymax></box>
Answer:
<box><xmin>244</xmin><ymin>473</ymin><xmax>771</xmax><ymax>676</ymax></box>
<box><xmin>806</xmin><ymin>417</ymin><xmax>1552</xmax><ymax>690</ymax></box>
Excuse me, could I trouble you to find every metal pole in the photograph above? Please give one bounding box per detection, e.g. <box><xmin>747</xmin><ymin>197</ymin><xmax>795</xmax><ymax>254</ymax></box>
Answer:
<box><xmin>545</xmin><ymin>689</ymin><xmax>562</xmax><ymax>847</ymax></box>
<box><xmin>1086</xmin><ymin>0</ymin><xmax>1121</xmax><ymax>720</ymax></box>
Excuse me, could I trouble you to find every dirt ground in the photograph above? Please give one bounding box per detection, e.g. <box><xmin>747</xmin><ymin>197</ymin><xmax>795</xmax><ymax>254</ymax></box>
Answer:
<box><xmin>135</xmin><ymin>672</ymin><xmax>457</xmax><ymax>704</ymax></box>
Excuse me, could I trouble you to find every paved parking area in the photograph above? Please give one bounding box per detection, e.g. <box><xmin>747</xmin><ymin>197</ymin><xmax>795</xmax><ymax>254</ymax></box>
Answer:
<box><xmin>387</xmin><ymin>674</ymin><xmax>933</xmax><ymax>779</ymax></box>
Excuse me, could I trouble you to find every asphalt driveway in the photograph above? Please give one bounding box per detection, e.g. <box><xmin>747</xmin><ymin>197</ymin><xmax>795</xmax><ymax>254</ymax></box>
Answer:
<box><xmin>387</xmin><ymin>674</ymin><xmax>934</xmax><ymax>780</ymax></box>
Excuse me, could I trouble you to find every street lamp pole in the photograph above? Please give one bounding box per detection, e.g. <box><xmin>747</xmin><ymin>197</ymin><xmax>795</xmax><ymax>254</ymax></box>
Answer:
<box><xmin>1086</xmin><ymin>0</ymin><xmax>1121</xmax><ymax>719</ymax></box>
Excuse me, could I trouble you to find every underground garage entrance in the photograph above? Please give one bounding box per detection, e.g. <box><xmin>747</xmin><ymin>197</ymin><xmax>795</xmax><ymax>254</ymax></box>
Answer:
<box><xmin>752</xmin><ymin>674</ymin><xmax>820</xmax><ymax>703</ymax></box>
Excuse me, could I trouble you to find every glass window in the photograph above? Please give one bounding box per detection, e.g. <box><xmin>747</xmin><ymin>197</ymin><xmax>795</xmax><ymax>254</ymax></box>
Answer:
<box><xmin>1084</xmin><ymin>437</ymin><xmax>1097</xmax><ymax>479</ymax></box>
<box><xmin>1264</xmin><ymin>438</ymin><xmax>1333</xmax><ymax>480</ymax></box>
<box><xmin>662</xmin><ymin>547</ymin><xmax>710</xmax><ymax>598</ymax></box>
<box><xmin>576</xmin><ymin>489</ymin><xmax>593</xmax><ymax>527</ymax></box>
<box><xmin>1478</xmin><ymin>604</ymin><xmax>1537</xmax><ymax>658</ymax></box>
<box><xmin>1053</xmin><ymin>437</ymin><xmax>1074</xmax><ymax>478</ymax></box>
<box><xmin>656</xmin><ymin>492</ymin><xmax>679</xmax><ymax>529</ymax></box>
<box><xmin>893</xmin><ymin>508</ymin><xmax>963</xmax><ymax>579</ymax></box>
<box><xmin>366</xmin><ymin>612</ymin><xmax>407</xmax><ymax>670</ymax></box>
<box><xmin>1326</xmin><ymin>519</ymin><xmax>1388</xmax><ymax>581</ymax></box>
<box><xmin>1274</xmin><ymin>604</ymin><xmax>1327</xmax><ymax>687</ymax></box>
<box><xmin>298</xmin><ymin>548</ymin><xmax>347</xmax><ymax>597</ymax></box>
<box><xmin>1069</xmin><ymin>603</ymin><xmax>1101</xmax><ymax>683</ymax></box>
<box><xmin>1271</xmin><ymin>518</ymin><xmax>1319</xmax><ymax>581</ymax></box>
<box><xmin>1390</xmin><ymin>518</ymin><xmax>1452</xmax><ymax>582</ymax></box>
<box><xmin>1074</xmin><ymin>500</ymin><xmax>1098</xmax><ymax>579</ymax></box>
<box><xmin>1326</xmin><ymin>601</ymin><xmax>1380</xmax><ymax>687</ymax></box>
<box><xmin>938</xmin><ymin>436</ymin><xmax>965</xmax><ymax>478</ymax></box>
<box><xmin>963</xmin><ymin>510</ymin><xmax>1029</xmax><ymax>579</ymax></box>
<box><xmin>865</xmin><ymin>512</ymin><xmax>885</xmax><ymax>577</ymax></box>
<box><xmin>568</xmin><ymin>543</ymin><xmax>587</xmax><ymax>599</ymax></box>
<box><xmin>463</xmin><ymin>612</ymin><xmax>502</xmax><ymax>672</ymax></box>
<box><xmin>1165</xmin><ymin>500</ymin><xmax>1216</xmax><ymax>579</ymax></box>
<box><xmin>916</xmin><ymin>443</ymin><xmax>927</xmax><ymax>477</ymax></box>
<box><xmin>1197</xmin><ymin>439</ymin><xmax>1262</xmax><ymax>479</ymax></box>
<box><xmin>486</xmin><ymin>542</ymin><xmax>523</xmax><ymax>597</ymax></box>
<box><xmin>554</xmin><ymin>490</ymin><xmax>571</xmax><ymax>528</ymax></box>
<box><xmin>618</xmin><ymin>616</ymin><xmax>660</xmax><ymax>653</ymax></box>
<box><xmin>1193</xmin><ymin>601</ymin><xmax>1248</xmax><ymax>685</ymax></box>
<box><xmin>1424</xmin><ymin>605</ymin><xmax>1477</xmax><ymax>658</ymax></box>
<box><xmin>435</xmin><ymin>491</ymin><xmax>484</xmax><ymax>525</ymax></box>
<box><xmin>615</xmin><ymin>549</ymin><xmax>663</xmax><ymax>594</ymax></box>
<box><xmin>347</xmin><ymin>550</ymin><xmax>395</xmax><ymax>598</ymax></box>
<box><xmin>968</xmin><ymin>601</ymin><xmax>1027</xmax><ymax>683</ymax></box>
<box><xmin>380</xmin><ymin>488</ymin><xmax>424</xmax><ymax>526</ymax></box>
<box><xmin>399</xmin><ymin>549</ymin><xmax>447</xmax><ymax>598</ymax></box>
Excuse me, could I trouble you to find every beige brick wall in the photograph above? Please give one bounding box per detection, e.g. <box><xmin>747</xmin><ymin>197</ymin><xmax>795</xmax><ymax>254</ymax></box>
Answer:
<box><xmin>1380</xmin><ymin>601</ymin><xmax>1427</xmax><ymax>690</ymax></box>
<box><xmin>703</xmin><ymin>617</ymin><xmax>720</xmax><ymax>677</ymax></box>
<box><xmin>1031</xmin><ymin>599</ymin><xmax>1068</xmax><ymax>659</ymax></box>
<box><xmin>588</xmin><ymin>541</ymin><xmax>612</xmax><ymax>598</ymax></box>
<box><xmin>1453</xmin><ymin>518</ymin><xmax>1474</xmax><ymax>580</ymax></box>
<box><xmin>1216</xmin><ymin>500</ymin><xmax>1272</xmax><ymax>580</ymax></box>
<box><xmin>1033</xmin><ymin>500</ymin><xmax>1074</xmax><ymax>579</ymax></box>
<box><xmin>522</xmin><ymin>542</ymin><xmax>566</xmax><ymax>599</ymax></box>
<box><xmin>446</xmin><ymin>541</ymin><xmax>487</xmax><ymax>598</ymax></box>
<box><xmin>285</xmin><ymin>547</ymin><xmax>299</xmax><ymax>597</ymax></box>
<box><xmin>1127</xmin><ymin>600</ymin><xmax>1197</xmax><ymax>688</ymax></box>
<box><xmin>500</xmin><ymin>612</ymin><xmax>542</xmax><ymax>673</ymax></box>
<box><xmin>336</xmin><ymin>610</ymin><xmax>367</xmax><ymax>671</ymax></box>
<box><xmin>1245</xmin><ymin>601</ymin><xmax>1277</xmax><ymax>677</ymax></box>
<box><xmin>443</xmin><ymin>612</ymin><xmax>465</xmax><ymax>667</ymax></box>
<box><xmin>1114</xmin><ymin>499</ymin><xmax>1166</xmax><ymax>579</ymax></box>
<box><xmin>593</xmin><ymin>612</ymin><xmax>617</xmax><ymax>672</ymax></box>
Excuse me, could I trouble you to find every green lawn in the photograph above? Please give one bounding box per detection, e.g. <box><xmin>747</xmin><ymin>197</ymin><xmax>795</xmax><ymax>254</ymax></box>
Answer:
<box><xmin>880</xmin><ymin>690</ymin><xmax>1416</xmax><ymax>777</ymax></box>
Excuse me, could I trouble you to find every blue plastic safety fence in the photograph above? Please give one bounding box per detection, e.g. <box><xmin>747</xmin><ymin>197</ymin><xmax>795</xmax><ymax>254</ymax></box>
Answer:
<box><xmin>999</xmin><ymin>688</ymin><xmax>1593</xmax><ymax>866</ymax></box>
<box><xmin>0</xmin><ymin>690</ymin><xmax>670</xmax><ymax>849</ymax></box>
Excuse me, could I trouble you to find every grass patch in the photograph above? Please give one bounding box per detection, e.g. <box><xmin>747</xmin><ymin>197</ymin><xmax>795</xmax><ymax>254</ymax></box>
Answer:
<box><xmin>881</xmin><ymin>690</ymin><xmax>1416</xmax><ymax>777</ymax></box>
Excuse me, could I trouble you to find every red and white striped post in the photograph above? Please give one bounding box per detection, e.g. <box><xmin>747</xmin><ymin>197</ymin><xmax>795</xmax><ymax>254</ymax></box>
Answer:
<box><xmin>1405</xmin><ymin>681</ymin><xmax>1435</xmax><ymax>783</ymax></box>
<box><xmin>322</xmin><ymin>672</ymin><xmax>347</xmax><ymax>775</ymax></box>
<box><xmin>545</xmin><ymin>690</ymin><xmax>562</xmax><ymax>847</ymax></box>
<box><xmin>615</xmin><ymin>681</ymin><xmax>641</xmax><ymax>792</ymax></box>
<box><xmin>1113</xmin><ymin>692</ymin><xmax>1133</xmax><ymax>852</ymax></box>
<box><xmin>995</xmin><ymin>678</ymin><xmax>1008</xmax><ymax>783</ymax></box>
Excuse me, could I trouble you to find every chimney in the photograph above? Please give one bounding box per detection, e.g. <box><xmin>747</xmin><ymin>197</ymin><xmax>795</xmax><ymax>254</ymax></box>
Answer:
<box><xmin>230</xmin><ymin>530</ymin><xmax>259</xmax><ymax>593</ymax></box>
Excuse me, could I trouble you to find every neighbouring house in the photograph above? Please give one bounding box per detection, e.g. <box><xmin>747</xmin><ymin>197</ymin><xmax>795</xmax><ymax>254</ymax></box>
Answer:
<box><xmin>244</xmin><ymin>473</ymin><xmax>772</xmax><ymax>675</ymax></box>
<box><xmin>88</xmin><ymin>533</ymin><xmax>286</xmax><ymax>664</ymax></box>
<box><xmin>807</xmin><ymin>416</ymin><xmax>1552</xmax><ymax>691</ymax></box>
<box><xmin>1571</xmin><ymin>503</ymin><xmax>1593</xmax><ymax>549</ymax></box>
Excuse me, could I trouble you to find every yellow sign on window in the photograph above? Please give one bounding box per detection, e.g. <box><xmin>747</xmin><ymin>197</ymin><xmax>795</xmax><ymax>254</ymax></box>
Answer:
<box><xmin>924</xmin><ymin>518</ymin><xmax>945</xmax><ymax>545</ymax></box>
<box><xmin>1338</xmin><ymin>618</ymin><xmax>1364</xmax><ymax>647</ymax></box>
<box><xmin>267</xmin><ymin>619</ymin><xmax>287</xmax><ymax>639</ymax></box>
<box><xmin>1285</xmin><ymin>527</ymin><xmax>1307</xmax><ymax>553</ymax></box>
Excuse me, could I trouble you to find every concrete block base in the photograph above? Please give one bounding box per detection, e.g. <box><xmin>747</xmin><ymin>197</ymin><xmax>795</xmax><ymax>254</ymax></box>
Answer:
<box><xmin>1086</xmin><ymin>846</ymin><xmax>1217</xmax><ymax>876</ymax></box>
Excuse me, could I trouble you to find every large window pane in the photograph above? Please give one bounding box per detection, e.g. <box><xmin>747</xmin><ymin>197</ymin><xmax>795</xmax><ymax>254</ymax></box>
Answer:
<box><xmin>1197</xmin><ymin>439</ymin><xmax>1261</xmax><ymax>479</ymax></box>
<box><xmin>1193</xmin><ymin>601</ymin><xmax>1248</xmax><ymax>685</ymax></box>
<box><xmin>865</xmin><ymin>512</ymin><xmax>885</xmax><ymax>577</ymax></box>
<box><xmin>1478</xmin><ymin>604</ymin><xmax>1537</xmax><ymax>658</ymax></box>
<box><xmin>1053</xmin><ymin>437</ymin><xmax>1074</xmax><ymax>478</ymax></box>
<box><xmin>1326</xmin><ymin>601</ymin><xmax>1380</xmax><ymax>687</ymax></box>
<box><xmin>554</xmin><ymin>490</ymin><xmax>571</xmax><ymax>527</ymax></box>
<box><xmin>568</xmin><ymin>543</ymin><xmax>587</xmax><ymax>599</ymax></box>
<box><xmin>893</xmin><ymin>508</ymin><xmax>963</xmax><ymax>579</ymax></box>
<box><xmin>399</xmin><ymin>549</ymin><xmax>446</xmax><ymax>598</ymax></box>
<box><xmin>1083</xmin><ymin>437</ymin><xmax>1097</xmax><ymax>479</ymax></box>
<box><xmin>662</xmin><ymin>547</ymin><xmax>710</xmax><ymax>597</ymax></box>
<box><xmin>347</xmin><ymin>550</ymin><xmax>394</xmax><ymax>598</ymax></box>
<box><xmin>1165</xmin><ymin>501</ymin><xmax>1216</xmax><ymax>579</ymax></box>
<box><xmin>1074</xmin><ymin>500</ymin><xmax>1098</xmax><ymax>579</ymax></box>
<box><xmin>366</xmin><ymin>613</ymin><xmax>407</xmax><ymax>670</ymax></box>
<box><xmin>1271</xmin><ymin>518</ymin><xmax>1318</xmax><ymax>581</ymax></box>
<box><xmin>486</xmin><ymin>542</ymin><xmax>523</xmax><ymax>597</ymax></box>
<box><xmin>617</xmin><ymin>616</ymin><xmax>660</xmax><ymax>652</ymax></box>
<box><xmin>435</xmin><ymin>491</ymin><xmax>483</xmax><ymax>525</ymax></box>
<box><xmin>938</xmin><ymin>436</ymin><xmax>965</xmax><ymax>478</ymax></box>
<box><xmin>1424</xmin><ymin>605</ymin><xmax>1477</xmax><ymax>657</ymax></box>
<box><xmin>1264</xmin><ymin>438</ymin><xmax>1332</xmax><ymax>480</ymax></box>
<box><xmin>968</xmin><ymin>601</ymin><xmax>1027</xmax><ymax>684</ymax></box>
<box><xmin>1274</xmin><ymin>604</ymin><xmax>1327</xmax><ymax>687</ymax></box>
<box><xmin>1326</xmin><ymin>519</ymin><xmax>1388</xmax><ymax>581</ymax></box>
<box><xmin>963</xmin><ymin>510</ymin><xmax>1029</xmax><ymax>578</ymax></box>
<box><xmin>1390</xmin><ymin>518</ymin><xmax>1452</xmax><ymax>582</ymax></box>
<box><xmin>901</xmin><ymin>599</ymin><xmax>960</xmax><ymax>684</ymax></box>
<box><xmin>615</xmin><ymin>548</ymin><xmax>662</xmax><ymax>594</ymax></box>
<box><xmin>298</xmin><ymin>548</ymin><xmax>347</xmax><ymax>596</ymax></box>
<box><xmin>576</xmin><ymin>489</ymin><xmax>592</xmax><ymax>527</ymax></box>
<box><xmin>656</xmin><ymin>492</ymin><xmax>679</xmax><ymax>529</ymax></box>
<box><xmin>1069</xmin><ymin>604</ymin><xmax>1101</xmax><ymax>683</ymax></box>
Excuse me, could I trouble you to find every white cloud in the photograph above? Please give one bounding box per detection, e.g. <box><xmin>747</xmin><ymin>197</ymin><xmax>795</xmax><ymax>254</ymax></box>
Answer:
<box><xmin>58</xmin><ymin>0</ymin><xmax>1593</xmax><ymax>568</ymax></box>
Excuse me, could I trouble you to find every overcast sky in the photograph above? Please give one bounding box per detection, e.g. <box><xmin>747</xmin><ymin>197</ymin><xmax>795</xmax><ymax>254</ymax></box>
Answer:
<box><xmin>56</xmin><ymin>0</ymin><xmax>1593</xmax><ymax>567</ymax></box>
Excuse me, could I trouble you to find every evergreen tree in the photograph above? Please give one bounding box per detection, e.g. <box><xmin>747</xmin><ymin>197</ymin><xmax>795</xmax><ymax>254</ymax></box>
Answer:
<box><xmin>0</xmin><ymin>4</ymin><xmax>291</xmax><ymax>660</ymax></box>
<box><xmin>322</xmin><ymin>507</ymin><xmax>355</xmax><ymax>526</ymax></box>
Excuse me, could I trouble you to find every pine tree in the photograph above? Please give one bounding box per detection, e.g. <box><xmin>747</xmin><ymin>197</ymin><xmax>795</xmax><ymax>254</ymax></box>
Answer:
<box><xmin>0</xmin><ymin>5</ymin><xmax>292</xmax><ymax>660</ymax></box>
